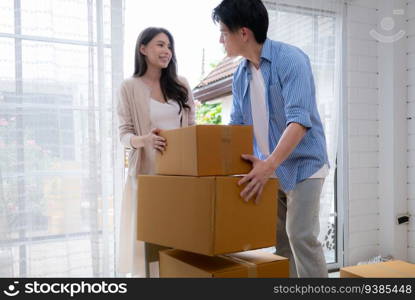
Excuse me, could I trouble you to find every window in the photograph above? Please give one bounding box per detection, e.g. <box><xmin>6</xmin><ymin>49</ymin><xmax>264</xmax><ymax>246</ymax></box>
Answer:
<box><xmin>0</xmin><ymin>0</ymin><xmax>124</xmax><ymax>277</ymax></box>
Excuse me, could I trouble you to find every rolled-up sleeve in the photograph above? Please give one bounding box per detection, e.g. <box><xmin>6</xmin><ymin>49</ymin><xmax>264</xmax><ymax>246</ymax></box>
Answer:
<box><xmin>279</xmin><ymin>51</ymin><xmax>313</xmax><ymax>129</ymax></box>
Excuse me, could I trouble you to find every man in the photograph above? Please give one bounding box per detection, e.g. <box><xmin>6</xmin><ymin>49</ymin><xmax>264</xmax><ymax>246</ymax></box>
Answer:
<box><xmin>213</xmin><ymin>0</ymin><xmax>330</xmax><ymax>278</ymax></box>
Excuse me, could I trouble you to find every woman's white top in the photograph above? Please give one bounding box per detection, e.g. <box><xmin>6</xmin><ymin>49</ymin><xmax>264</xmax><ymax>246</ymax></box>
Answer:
<box><xmin>149</xmin><ymin>98</ymin><xmax>181</xmax><ymax>130</ymax></box>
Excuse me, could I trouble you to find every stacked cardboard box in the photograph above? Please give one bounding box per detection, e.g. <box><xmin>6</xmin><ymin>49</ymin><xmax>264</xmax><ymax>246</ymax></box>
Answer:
<box><xmin>137</xmin><ymin>125</ymin><xmax>288</xmax><ymax>277</ymax></box>
<box><xmin>154</xmin><ymin>125</ymin><xmax>253</xmax><ymax>176</ymax></box>
<box><xmin>340</xmin><ymin>260</ymin><xmax>415</xmax><ymax>278</ymax></box>
<box><xmin>159</xmin><ymin>249</ymin><xmax>289</xmax><ymax>278</ymax></box>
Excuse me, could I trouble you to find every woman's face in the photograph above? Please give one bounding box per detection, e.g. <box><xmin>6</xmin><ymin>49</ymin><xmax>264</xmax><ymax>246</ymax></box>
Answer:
<box><xmin>140</xmin><ymin>33</ymin><xmax>172</xmax><ymax>70</ymax></box>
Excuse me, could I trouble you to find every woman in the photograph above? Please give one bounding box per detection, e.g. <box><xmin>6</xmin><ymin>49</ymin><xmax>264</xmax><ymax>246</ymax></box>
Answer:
<box><xmin>117</xmin><ymin>27</ymin><xmax>195</xmax><ymax>277</ymax></box>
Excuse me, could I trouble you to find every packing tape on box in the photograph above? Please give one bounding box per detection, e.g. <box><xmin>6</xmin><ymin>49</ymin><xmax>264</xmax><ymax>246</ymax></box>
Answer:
<box><xmin>221</xmin><ymin>126</ymin><xmax>232</xmax><ymax>173</ymax></box>
<box><xmin>220</xmin><ymin>254</ymin><xmax>258</xmax><ymax>278</ymax></box>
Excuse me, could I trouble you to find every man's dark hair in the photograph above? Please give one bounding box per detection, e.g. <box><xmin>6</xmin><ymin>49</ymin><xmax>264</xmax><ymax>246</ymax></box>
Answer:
<box><xmin>212</xmin><ymin>0</ymin><xmax>269</xmax><ymax>44</ymax></box>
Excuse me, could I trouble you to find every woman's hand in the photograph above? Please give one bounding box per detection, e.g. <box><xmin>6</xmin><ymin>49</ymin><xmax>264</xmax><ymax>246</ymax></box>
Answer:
<box><xmin>146</xmin><ymin>128</ymin><xmax>166</xmax><ymax>153</ymax></box>
<box><xmin>130</xmin><ymin>128</ymin><xmax>166</xmax><ymax>153</ymax></box>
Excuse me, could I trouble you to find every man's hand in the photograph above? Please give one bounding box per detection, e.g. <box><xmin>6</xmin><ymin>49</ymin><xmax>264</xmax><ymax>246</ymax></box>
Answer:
<box><xmin>237</xmin><ymin>123</ymin><xmax>307</xmax><ymax>203</ymax></box>
<box><xmin>238</xmin><ymin>154</ymin><xmax>276</xmax><ymax>204</ymax></box>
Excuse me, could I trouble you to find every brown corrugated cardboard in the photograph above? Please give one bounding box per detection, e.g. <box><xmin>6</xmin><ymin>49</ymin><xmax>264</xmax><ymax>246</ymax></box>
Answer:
<box><xmin>155</xmin><ymin>125</ymin><xmax>253</xmax><ymax>176</ymax></box>
<box><xmin>159</xmin><ymin>249</ymin><xmax>289</xmax><ymax>278</ymax></box>
<box><xmin>340</xmin><ymin>260</ymin><xmax>415</xmax><ymax>278</ymax></box>
<box><xmin>137</xmin><ymin>175</ymin><xmax>278</xmax><ymax>256</ymax></box>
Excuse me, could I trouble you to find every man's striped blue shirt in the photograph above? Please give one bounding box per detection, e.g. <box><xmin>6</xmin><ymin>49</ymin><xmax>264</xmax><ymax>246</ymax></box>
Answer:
<box><xmin>229</xmin><ymin>38</ymin><xmax>329</xmax><ymax>191</ymax></box>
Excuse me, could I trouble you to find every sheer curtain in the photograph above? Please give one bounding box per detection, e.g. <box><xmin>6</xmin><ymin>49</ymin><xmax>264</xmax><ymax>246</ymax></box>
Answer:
<box><xmin>264</xmin><ymin>0</ymin><xmax>344</xmax><ymax>264</ymax></box>
<box><xmin>0</xmin><ymin>0</ymin><xmax>124</xmax><ymax>277</ymax></box>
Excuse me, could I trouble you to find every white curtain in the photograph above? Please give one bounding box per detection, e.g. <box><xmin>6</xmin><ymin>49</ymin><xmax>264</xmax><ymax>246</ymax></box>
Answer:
<box><xmin>0</xmin><ymin>0</ymin><xmax>124</xmax><ymax>277</ymax></box>
<box><xmin>265</xmin><ymin>0</ymin><xmax>344</xmax><ymax>264</ymax></box>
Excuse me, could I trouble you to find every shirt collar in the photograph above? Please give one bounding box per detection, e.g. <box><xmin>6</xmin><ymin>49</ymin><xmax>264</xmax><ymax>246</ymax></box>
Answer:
<box><xmin>242</xmin><ymin>38</ymin><xmax>272</xmax><ymax>71</ymax></box>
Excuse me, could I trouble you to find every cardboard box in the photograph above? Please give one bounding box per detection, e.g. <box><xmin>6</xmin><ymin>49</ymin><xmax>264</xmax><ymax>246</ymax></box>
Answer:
<box><xmin>159</xmin><ymin>249</ymin><xmax>289</xmax><ymax>278</ymax></box>
<box><xmin>340</xmin><ymin>260</ymin><xmax>415</xmax><ymax>278</ymax></box>
<box><xmin>137</xmin><ymin>175</ymin><xmax>278</xmax><ymax>256</ymax></box>
<box><xmin>155</xmin><ymin>125</ymin><xmax>253</xmax><ymax>176</ymax></box>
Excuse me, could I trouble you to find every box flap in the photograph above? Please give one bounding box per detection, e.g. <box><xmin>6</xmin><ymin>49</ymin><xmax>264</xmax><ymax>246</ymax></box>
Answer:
<box><xmin>159</xmin><ymin>250</ymin><xmax>213</xmax><ymax>278</ymax></box>
<box><xmin>217</xmin><ymin>251</ymin><xmax>289</xmax><ymax>278</ymax></box>
<box><xmin>160</xmin><ymin>249</ymin><xmax>242</xmax><ymax>275</ymax></box>
<box><xmin>159</xmin><ymin>249</ymin><xmax>289</xmax><ymax>278</ymax></box>
<box><xmin>230</xmin><ymin>250</ymin><xmax>287</xmax><ymax>265</ymax></box>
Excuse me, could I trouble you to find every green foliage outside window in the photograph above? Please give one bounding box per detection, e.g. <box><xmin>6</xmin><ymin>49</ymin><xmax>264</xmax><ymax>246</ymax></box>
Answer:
<box><xmin>195</xmin><ymin>101</ymin><xmax>222</xmax><ymax>125</ymax></box>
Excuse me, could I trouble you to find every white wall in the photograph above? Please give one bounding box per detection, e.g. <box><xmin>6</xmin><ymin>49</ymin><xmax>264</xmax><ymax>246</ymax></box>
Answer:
<box><xmin>346</xmin><ymin>0</ymin><xmax>381</xmax><ymax>265</ymax></box>
<box><xmin>377</xmin><ymin>0</ymin><xmax>408</xmax><ymax>263</ymax></box>
<box><xmin>407</xmin><ymin>0</ymin><xmax>415</xmax><ymax>262</ymax></box>
<box><xmin>220</xmin><ymin>95</ymin><xmax>233</xmax><ymax>125</ymax></box>
<box><xmin>346</xmin><ymin>0</ymin><xmax>414</xmax><ymax>265</ymax></box>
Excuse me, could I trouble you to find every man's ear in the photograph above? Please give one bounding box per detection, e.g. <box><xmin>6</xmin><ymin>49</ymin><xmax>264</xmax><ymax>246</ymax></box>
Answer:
<box><xmin>240</xmin><ymin>27</ymin><xmax>250</xmax><ymax>42</ymax></box>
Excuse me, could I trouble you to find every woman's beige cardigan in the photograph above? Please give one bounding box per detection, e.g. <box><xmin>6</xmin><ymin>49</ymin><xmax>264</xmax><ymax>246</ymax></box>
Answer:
<box><xmin>117</xmin><ymin>76</ymin><xmax>196</xmax><ymax>176</ymax></box>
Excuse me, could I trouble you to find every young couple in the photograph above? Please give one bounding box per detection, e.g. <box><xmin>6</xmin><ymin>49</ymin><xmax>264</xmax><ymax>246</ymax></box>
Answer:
<box><xmin>117</xmin><ymin>0</ymin><xmax>329</xmax><ymax>278</ymax></box>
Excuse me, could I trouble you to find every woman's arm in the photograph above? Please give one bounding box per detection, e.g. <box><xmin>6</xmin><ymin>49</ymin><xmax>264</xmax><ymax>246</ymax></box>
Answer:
<box><xmin>117</xmin><ymin>82</ymin><xmax>165</xmax><ymax>150</ymax></box>
<box><xmin>117</xmin><ymin>82</ymin><xmax>137</xmax><ymax>148</ymax></box>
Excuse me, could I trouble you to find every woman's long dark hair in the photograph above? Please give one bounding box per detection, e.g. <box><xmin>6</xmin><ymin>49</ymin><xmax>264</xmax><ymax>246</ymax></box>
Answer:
<box><xmin>134</xmin><ymin>27</ymin><xmax>189</xmax><ymax>114</ymax></box>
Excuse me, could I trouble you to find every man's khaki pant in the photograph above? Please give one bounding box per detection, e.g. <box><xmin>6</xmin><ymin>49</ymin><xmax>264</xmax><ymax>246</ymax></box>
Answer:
<box><xmin>275</xmin><ymin>178</ymin><xmax>328</xmax><ymax>278</ymax></box>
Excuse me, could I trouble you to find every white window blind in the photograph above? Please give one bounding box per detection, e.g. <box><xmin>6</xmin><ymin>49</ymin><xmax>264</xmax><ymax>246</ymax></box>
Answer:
<box><xmin>0</xmin><ymin>0</ymin><xmax>124</xmax><ymax>277</ymax></box>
